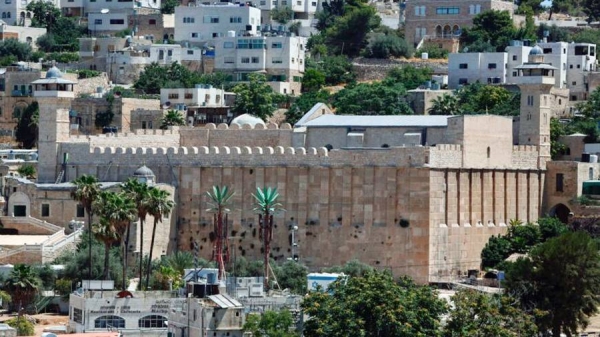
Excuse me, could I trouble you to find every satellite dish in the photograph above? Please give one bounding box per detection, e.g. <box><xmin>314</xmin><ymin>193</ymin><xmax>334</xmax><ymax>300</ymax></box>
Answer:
<box><xmin>100</xmin><ymin>8</ymin><xmax>110</xmax><ymax>13</ymax></box>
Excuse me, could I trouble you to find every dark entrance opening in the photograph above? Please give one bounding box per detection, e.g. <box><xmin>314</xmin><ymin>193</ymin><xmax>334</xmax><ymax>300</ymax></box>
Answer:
<box><xmin>549</xmin><ymin>203</ymin><xmax>571</xmax><ymax>223</ymax></box>
<box><xmin>13</xmin><ymin>205</ymin><xmax>26</xmax><ymax>217</ymax></box>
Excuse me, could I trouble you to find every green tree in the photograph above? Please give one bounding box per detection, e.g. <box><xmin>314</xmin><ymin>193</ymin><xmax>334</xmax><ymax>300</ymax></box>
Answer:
<box><xmin>481</xmin><ymin>235</ymin><xmax>513</xmax><ymax>269</ymax></box>
<box><xmin>301</xmin><ymin>68</ymin><xmax>326</xmax><ymax>93</ymax></box>
<box><xmin>206</xmin><ymin>186</ymin><xmax>235</xmax><ymax>281</ymax></box>
<box><xmin>365</xmin><ymin>33</ymin><xmax>412</xmax><ymax>59</ymax></box>
<box><xmin>460</xmin><ymin>10</ymin><xmax>516</xmax><ymax>52</ymax></box>
<box><xmin>232</xmin><ymin>73</ymin><xmax>281</xmax><ymax>122</ymax></box>
<box><xmin>332</xmin><ymin>81</ymin><xmax>413</xmax><ymax>115</ymax></box>
<box><xmin>244</xmin><ymin>311</ymin><xmax>298</xmax><ymax>337</ymax></box>
<box><xmin>17</xmin><ymin>165</ymin><xmax>36</xmax><ymax>179</ymax></box>
<box><xmin>537</xmin><ymin>24</ymin><xmax>571</xmax><ymax>43</ymax></box>
<box><xmin>324</xmin><ymin>5</ymin><xmax>381</xmax><ymax>57</ymax></box>
<box><xmin>302</xmin><ymin>271</ymin><xmax>447</xmax><ymax>336</ymax></box>
<box><xmin>122</xmin><ymin>178</ymin><xmax>151</xmax><ymax>289</ymax></box>
<box><xmin>134</xmin><ymin>62</ymin><xmax>203</xmax><ymax>94</ymax></box>
<box><xmin>229</xmin><ymin>256</ymin><xmax>264</xmax><ymax>277</ymax></box>
<box><xmin>92</xmin><ymin>218</ymin><xmax>120</xmax><ymax>280</ymax></box>
<box><xmin>161</xmin><ymin>0</ymin><xmax>178</xmax><ymax>14</ymax></box>
<box><xmin>428</xmin><ymin>94</ymin><xmax>460</xmax><ymax>115</ymax></box>
<box><xmin>456</xmin><ymin>83</ymin><xmax>520</xmax><ymax>116</ymax></box>
<box><xmin>36</xmin><ymin>17</ymin><xmax>87</xmax><ymax>52</ymax></box>
<box><xmin>572</xmin><ymin>29</ymin><xmax>600</xmax><ymax>46</ymax></box>
<box><xmin>507</xmin><ymin>222</ymin><xmax>541</xmax><ymax>253</ymax></box>
<box><xmin>160</xmin><ymin>110</ymin><xmax>186</xmax><ymax>129</ymax></box>
<box><xmin>4</xmin><ymin>265</ymin><xmax>39</xmax><ymax>312</ymax></box>
<box><xmin>0</xmin><ymin>39</ymin><xmax>33</xmax><ymax>62</ymax></box>
<box><xmin>273</xmin><ymin>260</ymin><xmax>308</xmax><ymax>294</ymax></box>
<box><xmin>550</xmin><ymin>118</ymin><xmax>568</xmax><ymax>159</ymax></box>
<box><xmin>286</xmin><ymin>90</ymin><xmax>331</xmax><ymax>125</ymax></box>
<box><xmin>26</xmin><ymin>1</ymin><xmax>61</xmax><ymax>30</ymax></box>
<box><xmin>93</xmin><ymin>191</ymin><xmax>137</xmax><ymax>290</ymax></box>
<box><xmin>443</xmin><ymin>290</ymin><xmax>538</xmax><ymax>336</ymax></box>
<box><xmin>71</xmin><ymin>175</ymin><xmax>101</xmax><ymax>281</ymax></box>
<box><xmin>271</xmin><ymin>6</ymin><xmax>294</xmax><ymax>24</ymax></box>
<box><xmin>386</xmin><ymin>65</ymin><xmax>433</xmax><ymax>90</ymax></box>
<box><xmin>506</xmin><ymin>231</ymin><xmax>600</xmax><ymax>336</ymax></box>
<box><xmin>583</xmin><ymin>0</ymin><xmax>600</xmax><ymax>22</ymax></box>
<box><xmin>537</xmin><ymin>216</ymin><xmax>569</xmax><ymax>241</ymax></box>
<box><xmin>5</xmin><ymin>317</ymin><xmax>35</xmax><ymax>336</ymax></box>
<box><xmin>165</xmin><ymin>251</ymin><xmax>195</xmax><ymax>275</ymax></box>
<box><xmin>315</xmin><ymin>0</ymin><xmax>345</xmax><ymax>31</ymax></box>
<box><xmin>322</xmin><ymin>259</ymin><xmax>374</xmax><ymax>277</ymax></box>
<box><xmin>253</xmin><ymin>187</ymin><xmax>284</xmax><ymax>290</ymax></box>
<box><xmin>15</xmin><ymin>102</ymin><xmax>39</xmax><ymax>149</ymax></box>
<box><xmin>310</xmin><ymin>56</ymin><xmax>356</xmax><ymax>86</ymax></box>
<box><xmin>145</xmin><ymin>188</ymin><xmax>174</xmax><ymax>290</ymax></box>
<box><xmin>417</xmin><ymin>43</ymin><xmax>449</xmax><ymax>59</ymax></box>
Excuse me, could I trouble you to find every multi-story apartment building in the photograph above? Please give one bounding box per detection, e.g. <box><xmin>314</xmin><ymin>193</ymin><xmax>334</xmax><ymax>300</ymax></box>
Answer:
<box><xmin>160</xmin><ymin>85</ymin><xmax>235</xmax><ymax>125</ymax></box>
<box><xmin>0</xmin><ymin>0</ymin><xmax>59</xmax><ymax>26</ymax></box>
<box><xmin>403</xmin><ymin>0</ymin><xmax>515</xmax><ymax>51</ymax></box>
<box><xmin>174</xmin><ymin>3</ymin><xmax>261</xmax><ymax>45</ymax></box>
<box><xmin>448</xmin><ymin>41</ymin><xmax>597</xmax><ymax>103</ymax></box>
<box><xmin>213</xmin><ymin>35</ymin><xmax>306</xmax><ymax>95</ymax></box>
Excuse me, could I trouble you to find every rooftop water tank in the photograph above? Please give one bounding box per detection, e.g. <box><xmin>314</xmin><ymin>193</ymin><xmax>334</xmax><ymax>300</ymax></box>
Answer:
<box><xmin>227</xmin><ymin>30</ymin><xmax>236</xmax><ymax>37</ymax></box>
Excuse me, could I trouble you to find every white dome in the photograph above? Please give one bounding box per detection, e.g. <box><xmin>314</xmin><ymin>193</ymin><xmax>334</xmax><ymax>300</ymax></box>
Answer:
<box><xmin>231</xmin><ymin>114</ymin><xmax>265</xmax><ymax>127</ymax></box>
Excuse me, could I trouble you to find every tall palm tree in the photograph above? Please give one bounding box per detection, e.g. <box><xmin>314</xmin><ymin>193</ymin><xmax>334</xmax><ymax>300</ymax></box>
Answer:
<box><xmin>93</xmin><ymin>191</ymin><xmax>137</xmax><ymax>290</ymax></box>
<box><xmin>160</xmin><ymin>110</ymin><xmax>186</xmax><ymax>129</ymax></box>
<box><xmin>428</xmin><ymin>93</ymin><xmax>460</xmax><ymax>115</ymax></box>
<box><xmin>71</xmin><ymin>175</ymin><xmax>101</xmax><ymax>282</ymax></box>
<box><xmin>92</xmin><ymin>218</ymin><xmax>120</xmax><ymax>280</ymax></box>
<box><xmin>4</xmin><ymin>264</ymin><xmax>39</xmax><ymax>312</ymax></box>
<box><xmin>122</xmin><ymin>178</ymin><xmax>151</xmax><ymax>289</ymax></box>
<box><xmin>145</xmin><ymin>188</ymin><xmax>175</xmax><ymax>289</ymax></box>
<box><xmin>252</xmin><ymin>187</ymin><xmax>284</xmax><ymax>290</ymax></box>
<box><xmin>206</xmin><ymin>186</ymin><xmax>235</xmax><ymax>281</ymax></box>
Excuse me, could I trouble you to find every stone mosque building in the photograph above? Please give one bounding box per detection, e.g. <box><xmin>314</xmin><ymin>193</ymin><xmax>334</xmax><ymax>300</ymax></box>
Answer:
<box><xmin>2</xmin><ymin>47</ymin><xmax>588</xmax><ymax>284</ymax></box>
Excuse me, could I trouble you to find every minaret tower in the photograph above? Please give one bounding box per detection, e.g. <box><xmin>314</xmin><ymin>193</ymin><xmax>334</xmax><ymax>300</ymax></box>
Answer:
<box><xmin>31</xmin><ymin>66</ymin><xmax>76</xmax><ymax>183</ymax></box>
<box><xmin>514</xmin><ymin>45</ymin><xmax>556</xmax><ymax>169</ymax></box>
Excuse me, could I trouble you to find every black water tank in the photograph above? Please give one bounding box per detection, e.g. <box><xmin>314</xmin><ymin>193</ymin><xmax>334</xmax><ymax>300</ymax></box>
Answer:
<box><xmin>582</xmin><ymin>153</ymin><xmax>591</xmax><ymax>162</ymax></box>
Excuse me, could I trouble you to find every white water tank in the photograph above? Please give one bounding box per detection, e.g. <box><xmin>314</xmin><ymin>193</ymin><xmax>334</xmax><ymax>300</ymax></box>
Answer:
<box><xmin>421</xmin><ymin>52</ymin><xmax>429</xmax><ymax>60</ymax></box>
<box><xmin>591</xmin><ymin>154</ymin><xmax>598</xmax><ymax>163</ymax></box>
<box><xmin>227</xmin><ymin>30</ymin><xmax>236</xmax><ymax>37</ymax></box>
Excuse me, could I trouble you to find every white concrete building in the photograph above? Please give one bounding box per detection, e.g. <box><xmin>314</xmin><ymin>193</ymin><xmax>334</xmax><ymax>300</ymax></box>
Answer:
<box><xmin>448</xmin><ymin>41</ymin><xmax>597</xmax><ymax>102</ymax></box>
<box><xmin>0</xmin><ymin>20</ymin><xmax>46</xmax><ymax>48</ymax></box>
<box><xmin>160</xmin><ymin>85</ymin><xmax>234</xmax><ymax>125</ymax></box>
<box><xmin>88</xmin><ymin>11</ymin><xmax>128</xmax><ymax>34</ymax></box>
<box><xmin>214</xmin><ymin>35</ymin><xmax>306</xmax><ymax>95</ymax></box>
<box><xmin>174</xmin><ymin>3</ymin><xmax>261</xmax><ymax>45</ymax></box>
<box><xmin>447</xmin><ymin>52</ymin><xmax>507</xmax><ymax>88</ymax></box>
<box><xmin>84</xmin><ymin>0</ymin><xmax>160</xmax><ymax>16</ymax></box>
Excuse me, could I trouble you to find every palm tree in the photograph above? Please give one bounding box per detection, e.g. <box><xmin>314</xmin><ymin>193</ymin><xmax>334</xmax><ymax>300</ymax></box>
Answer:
<box><xmin>92</xmin><ymin>218</ymin><xmax>120</xmax><ymax>280</ymax></box>
<box><xmin>206</xmin><ymin>186</ymin><xmax>235</xmax><ymax>281</ymax></box>
<box><xmin>4</xmin><ymin>264</ymin><xmax>39</xmax><ymax>312</ymax></box>
<box><xmin>93</xmin><ymin>191</ymin><xmax>137</xmax><ymax>290</ymax></box>
<box><xmin>252</xmin><ymin>187</ymin><xmax>284</xmax><ymax>290</ymax></box>
<box><xmin>122</xmin><ymin>178</ymin><xmax>151</xmax><ymax>289</ymax></box>
<box><xmin>145</xmin><ymin>188</ymin><xmax>175</xmax><ymax>289</ymax></box>
<box><xmin>428</xmin><ymin>93</ymin><xmax>460</xmax><ymax>115</ymax></box>
<box><xmin>160</xmin><ymin>110</ymin><xmax>186</xmax><ymax>129</ymax></box>
<box><xmin>165</xmin><ymin>251</ymin><xmax>194</xmax><ymax>276</ymax></box>
<box><xmin>71</xmin><ymin>175</ymin><xmax>101</xmax><ymax>282</ymax></box>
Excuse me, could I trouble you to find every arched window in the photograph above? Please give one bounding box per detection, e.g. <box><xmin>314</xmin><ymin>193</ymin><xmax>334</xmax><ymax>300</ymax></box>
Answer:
<box><xmin>138</xmin><ymin>315</ymin><xmax>167</xmax><ymax>328</ymax></box>
<box><xmin>95</xmin><ymin>315</ymin><xmax>125</xmax><ymax>329</ymax></box>
<box><xmin>1</xmin><ymin>13</ymin><xmax>6</xmax><ymax>19</ymax></box>
<box><xmin>6</xmin><ymin>12</ymin><xmax>10</xmax><ymax>18</ymax></box>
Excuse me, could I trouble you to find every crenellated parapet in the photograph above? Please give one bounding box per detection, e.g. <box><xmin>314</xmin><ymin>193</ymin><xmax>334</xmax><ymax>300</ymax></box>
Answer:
<box><xmin>428</xmin><ymin>144</ymin><xmax>463</xmax><ymax>168</ymax></box>
<box><xmin>512</xmin><ymin>145</ymin><xmax>540</xmax><ymax>169</ymax></box>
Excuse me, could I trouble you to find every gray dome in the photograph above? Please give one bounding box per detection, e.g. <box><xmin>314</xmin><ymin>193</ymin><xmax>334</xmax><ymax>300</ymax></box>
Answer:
<box><xmin>134</xmin><ymin>165</ymin><xmax>155</xmax><ymax>177</ymax></box>
<box><xmin>529</xmin><ymin>45</ymin><xmax>543</xmax><ymax>55</ymax></box>
<box><xmin>231</xmin><ymin>114</ymin><xmax>265</xmax><ymax>127</ymax></box>
<box><xmin>45</xmin><ymin>66</ymin><xmax>63</xmax><ymax>79</ymax></box>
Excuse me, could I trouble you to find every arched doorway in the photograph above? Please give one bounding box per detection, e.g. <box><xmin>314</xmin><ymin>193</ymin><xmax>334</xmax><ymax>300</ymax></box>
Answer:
<box><xmin>8</xmin><ymin>191</ymin><xmax>30</xmax><ymax>217</ymax></box>
<box><xmin>549</xmin><ymin>203</ymin><xmax>571</xmax><ymax>223</ymax></box>
<box><xmin>443</xmin><ymin>25</ymin><xmax>451</xmax><ymax>38</ymax></box>
<box><xmin>435</xmin><ymin>25</ymin><xmax>442</xmax><ymax>37</ymax></box>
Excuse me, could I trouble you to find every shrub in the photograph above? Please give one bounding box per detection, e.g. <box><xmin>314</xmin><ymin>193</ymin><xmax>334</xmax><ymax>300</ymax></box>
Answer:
<box><xmin>0</xmin><ymin>291</ymin><xmax>11</xmax><ymax>309</ymax></box>
<box><xmin>416</xmin><ymin>43</ymin><xmax>449</xmax><ymax>59</ymax></box>
<box><xmin>6</xmin><ymin>317</ymin><xmax>35</xmax><ymax>336</ymax></box>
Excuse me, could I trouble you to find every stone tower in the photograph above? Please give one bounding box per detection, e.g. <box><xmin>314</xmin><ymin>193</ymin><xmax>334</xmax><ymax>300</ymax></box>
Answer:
<box><xmin>514</xmin><ymin>45</ymin><xmax>556</xmax><ymax>169</ymax></box>
<box><xmin>31</xmin><ymin>66</ymin><xmax>76</xmax><ymax>183</ymax></box>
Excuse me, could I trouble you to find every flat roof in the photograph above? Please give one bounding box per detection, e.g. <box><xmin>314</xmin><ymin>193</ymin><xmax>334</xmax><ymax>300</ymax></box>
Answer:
<box><xmin>0</xmin><ymin>235</ymin><xmax>51</xmax><ymax>246</ymax></box>
<box><xmin>302</xmin><ymin>115</ymin><xmax>452</xmax><ymax>128</ymax></box>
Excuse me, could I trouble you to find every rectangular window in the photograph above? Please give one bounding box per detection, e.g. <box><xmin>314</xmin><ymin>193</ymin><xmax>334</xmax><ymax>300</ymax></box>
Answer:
<box><xmin>185</xmin><ymin>93</ymin><xmax>193</xmax><ymax>99</ymax></box>
<box><xmin>223</xmin><ymin>41</ymin><xmax>234</xmax><ymax>48</ymax></box>
<box><xmin>513</xmin><ymin>71</ymin><xmax>517</xmax><ymax>76</ymax></box>
<box><xmin>76</xmin><ymin>204</ymin><xmax>85</xmax><ymax>218</ymax></box>
<box><xmin>458</xmin><ymin>78</ymin><xmax>468</xmax><ymax>85</ymax></box>
<box><xmin>183</xmin><ymin>17</ymin><xmax>195</xmax><ymax>23</ymax></box>
<box><xmin>272</xmin><ymin>0</ymin><xmax>277</xmax><ymax>5</ymax></box>
<box><xmin>574</xmin><ymin>45</ymin><xmax>589</xmax><ymax>55</ymax></box>
<box><xmin>282</xmin><ymin>1</ymin><xmax>287</xmax><ymax>5</ymax></box>
<box><xmin>272</xmin><ymin>57</ymin><xmax>283</xmax><ymax>64</ymax></box>
<box><xmin>94</xmin><ymin>19</ymin><xmax>102</xmax><ymax>24</ymax></box>
<box><xmin>556</xmin><ymin>173</ymin><xmax>564</xmax><ymax>192</ymax></box>
<box><xmin>149</xmin><ymin>19</ymin><xmax>156</xmax><ymax>25</ymax></box>
<box><xmin>73</xmin><ymin>308</ymin><xmax>83</xmax><ymax>324</ymax></box>
<box><xmin>251</xmin><ymin>57</ymin><xmax>259</xmax><ymax>63</ymax></box>
<box><xmin>167</xmin><ymin>49</ymin><xmax>173</xmax><ymax>56</ymax></box>
<box><xmin>237</xmin><ymin>39</ymin><xmax>265</xmax><ymax>49</ymax></box>
<box><xmin>260</xmin><ymin>0</ymin><xmax>265</xmax><ymax>4</ymax></box>
<box><xmin>271</xmin><ymin>42</ymin><xmax>283</xmax><ymax>48</ymax></box>
<box><xmin>230</xmin><ymin>16</ymin><xmax>242</xmax><ymax>23</ymax></box>
<box><xmin>224</xmin><ymin>57</ymin><xmax>234</xmax><ymax>64</ymax></box>
<box><xmin>187</xmin><ymin>50</ymin><xmax>194</xmax><ymax>55</ymax></box>
<box><xmin>414</xmin><ymin>6</ymin><xmax>425</xmax><ymax>16</ymax></box>
<box><xmin>296</xmin><ymin>0</ymin><xmax>301</xmax><ymax>4</ymax></box>
<box><xmin>543</xmin><ymin>48</ymin><xmax>552</xmax><ymax>54</ymax></box>
<box><xmin>488</xmin><ymin>63</ymin><xmax>496</xmax><ymax>69</ymax></box>
<box><xmin>203</xmin><ymin>15</ymin><xmax>219</xmax><ymax>23</ymax></box>
<box><xmin>572</xmin><ymin>81</ymin><xmax>577</xmax><ymax>85</ymax></box>
<box><xmin>191</xmin><ymin>33</ymin><xmax>198</xmax><ymax>38</ymax></box>
<box><xmin>4</xmin><ymin>0</ymin><xmax>10</xmax><ymax>3</ymax></box>
<box><xmin>141</xmin><ymin>121</ymin><xmax>147</xmax><ymax>129</ymax></box>
<box><xmin>110</xmin><ymin>19</ymin><xmax>124</xmax><ymax>25</ymax></box>
<box><xmin>512</xmin><ymin>55</ymin><xmax>517</xmax><ymax>61</ymax></box>
<box><xmin>241</xmin><ymin>57</ymin><xmax>250</xmax><ymax>63</ymax></box>
<box><xmin>148</xmin><ymin>121</ymin><xmax>153</xmax><ymax>129</ymax></box>
<box><xmin>312</xmin><ymin>1</ymin><xmax>316</xmax><ymax>5</ymax></box>
<box><xmin>41</xmin><ymin>204</ymin><xmax>50</xmax><ymax>217</ymax></box>
<box><xmin>459</xmin><ymin>63</ymin><xmax>468</xmax><ymax>69</ymax></box>
<box><xmin>168</xmin><ymin>93</ymin><xmax>179</xmax><ymax>99</ymax></box>
<box><xmin>436</xmin><ymin>7</ymin><xmax>459</xmax><ymax>14</ymax></box>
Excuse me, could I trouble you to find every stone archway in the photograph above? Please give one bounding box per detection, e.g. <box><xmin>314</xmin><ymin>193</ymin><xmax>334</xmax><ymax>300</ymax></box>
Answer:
<box><xmin>7</xmin><ymin>191</ymin><xmax>30</xmax><ymax>217</ymax></box>
<box><xmin>549</xmin><ymin>203</ymin><xmax>571</xmax><ymax>223</ymax></box>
